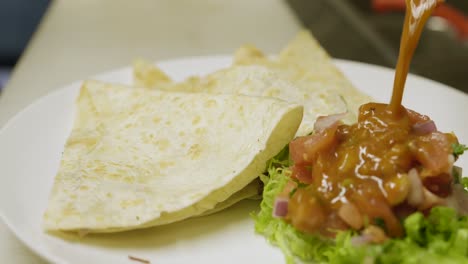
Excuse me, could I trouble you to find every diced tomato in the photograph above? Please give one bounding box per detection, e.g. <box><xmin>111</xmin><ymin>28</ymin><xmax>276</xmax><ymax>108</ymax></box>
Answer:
<box><xmin>289</xmin><ymin>136</ymin><xmax>310</xmax><ymax>165</ymax></box>
<box><xmin>320</xmin><ymin>212</ymin><xmax>348</xmax><ymax>237</ymax></box>
<box><xmin>279</xmin><ymin>180</ymin><xmax>297</xmax><ymax>198</ymax></box>
<box><xmin>393</xmin><ymin>203</ymin><xmax>416</xmax><ymax>220</ymax></box>
<box><xmin>288</xmin><ymin>189</ymin><xmax>326</xmax><ymax>234</ymax></box>
<box><xmin>289</xmin><ymin>124</ymin><xmax>339</xmax><ymax>166</ymax></box>
<box><xmin>409</xmin><ymin>132</ymin><xmax>452</xmax><ymax>174</ymax></box>
<box><xmin>423</xmin><ymin>173</ymin><xmax>452</xmax><ymax>197</ymax></box>
<box><xmin>351</xmin><ymin>192</ymin><xmax>403</xmax><ymax>237</ymax></box>
<box><xmin>291</xmin><ymin>165</ymin><xmax>312</xmax><ymax>184</ymax></box>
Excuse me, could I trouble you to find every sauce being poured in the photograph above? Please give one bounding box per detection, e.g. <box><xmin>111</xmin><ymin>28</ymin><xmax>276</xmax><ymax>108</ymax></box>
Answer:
<box><xmin>389</xmin><ymin>0</ymin><xmax>444</xmax><ymax>114</ymax></box>
<box><xmin>279</xmin><ymin>0</ymin><xmax>461</xmax><ymax>240</ymax></box>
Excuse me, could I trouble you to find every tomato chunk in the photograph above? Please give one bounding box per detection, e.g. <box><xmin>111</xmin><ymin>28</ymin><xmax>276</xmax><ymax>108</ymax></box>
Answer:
<box><xmin>289</xmin><ymin>124</ymin><xmax>339</xmax><ymax>166</ymax></box>
<box><xmin>291</xmin><ymin>165</ymin><xmax>312</xmax><ymax>184</ymax></box>
<box><xmin>409</xmin><ymin>132</ymin><xmax>454</xmax><ymax>174</ymax></box>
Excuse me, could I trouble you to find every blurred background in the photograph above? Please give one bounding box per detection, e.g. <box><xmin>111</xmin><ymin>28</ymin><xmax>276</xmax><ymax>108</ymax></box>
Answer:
<box><xmin>288</xmin><ymin>0</ymin><xmax>468</xmax><ymax>93</ymax></box>
<box><xmin>0</xmin><ymin>0</ymin><xmax>49</xmax><ymax>91</ymax></box>
<box><xmin>0</xmin><ymin>0</ymin><xmax>467</xmax><ymax>93</ymax></box>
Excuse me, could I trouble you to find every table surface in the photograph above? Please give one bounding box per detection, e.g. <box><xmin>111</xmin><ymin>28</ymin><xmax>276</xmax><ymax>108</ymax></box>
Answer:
<box><xmin>0</xmin><ymin>1</ymin><xmax>300</xmax><ymax>263</ymax></box>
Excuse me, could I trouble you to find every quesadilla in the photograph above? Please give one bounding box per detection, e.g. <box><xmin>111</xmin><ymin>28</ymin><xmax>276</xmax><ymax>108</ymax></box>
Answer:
<box><xmin>134</xmin><ymin>30</ymin><xmax>372</xmax><ymax>136</ymax></box>
<box><xmin>44</xmin><ymin>80</ymin><xmax>303</xmax><ymax>232</ymax></box>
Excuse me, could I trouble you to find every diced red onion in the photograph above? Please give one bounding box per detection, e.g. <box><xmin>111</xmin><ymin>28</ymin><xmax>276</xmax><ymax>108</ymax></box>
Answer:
<box><xmin>313</xmin><ymin>112</ymin><xmax>347</xmax><ymax>132</ymax></box>
<box><xmin>273</xmin><ymin>197</ymin><xmax>289</xmax><ymax>218</ymax></box>
<box><xmin>412</xmin><ymin>120</ymin><xmax>437</xmax><ymax>135</ymax></box>
<box><xmin>407</xmin><ymin>169</ymin><xmax>424</xmax><ymax>207</ymax></box>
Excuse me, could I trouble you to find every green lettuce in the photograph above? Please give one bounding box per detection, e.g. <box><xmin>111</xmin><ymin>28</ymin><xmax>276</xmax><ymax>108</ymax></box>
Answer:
<box><xmin>453</xmin><ymin>143</ymin><xmax>468</xmax><ymax>160</ymax></box>
<box><xmin>253</xmin><ymin>153</ymin><xmax>468</xmax><ymax>264</ymax></box>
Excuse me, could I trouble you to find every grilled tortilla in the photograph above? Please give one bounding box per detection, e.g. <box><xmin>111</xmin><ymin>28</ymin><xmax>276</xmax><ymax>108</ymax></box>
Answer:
<box><xmin>134</xmin><ymin>30</ymin><xmax>372</xmax><ymax>136</ymax></box>
<box><xmin>43</xmin><ymin>80</ymin><xmax>302</xmax><ymax>232</ymax></box>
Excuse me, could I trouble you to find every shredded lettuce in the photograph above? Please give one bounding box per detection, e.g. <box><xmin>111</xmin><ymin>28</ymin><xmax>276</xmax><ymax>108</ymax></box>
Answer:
<box><xmin>453</xmin><ymin>143</ymin><xmax>468</xmax><ymax>159</ymax></box>
<box><xmin>253</xmin><ymin>153</ymin><xmax>468</xmax><ymax>264</ymax></box>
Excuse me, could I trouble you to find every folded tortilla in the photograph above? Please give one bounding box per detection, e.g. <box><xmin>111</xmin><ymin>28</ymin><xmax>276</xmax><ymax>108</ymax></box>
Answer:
<box><xmin>198</xmin><ymin>178</ymin><xmax>261</xmax><ymax>217</ymax></box>
<box><xmin>43</xmin><ymin>80</ymin><xmax>302</xmax><ymax>232</ymax></box>
<box><xmin>134</xmin><ymin>30</ymin><xmax>372</xmax><ymax>136</ymax></box>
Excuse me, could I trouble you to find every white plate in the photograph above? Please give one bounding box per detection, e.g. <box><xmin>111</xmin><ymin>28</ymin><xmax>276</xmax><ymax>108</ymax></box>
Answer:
<box><xmin>0</xmin><ymin>56</ymin><xmax>467</xmax><ymax>264</ymax></box>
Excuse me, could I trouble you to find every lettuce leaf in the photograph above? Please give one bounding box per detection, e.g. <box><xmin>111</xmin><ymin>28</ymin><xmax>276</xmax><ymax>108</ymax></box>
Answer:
<box><xmin>253</xmin><ymin>155</ymin><xmax>468</xmax><ymax>264</ymax></box>
<box><xmin>452</xmin><ymin>143</ymin><xmax>468</xmax><ymax>159</ymax></box>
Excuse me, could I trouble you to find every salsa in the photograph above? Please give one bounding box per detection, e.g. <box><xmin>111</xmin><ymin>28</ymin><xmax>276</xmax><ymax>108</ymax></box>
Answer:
<box><xmin>284</xmin><ymin>103</ymin><xmax>457</xmax><ymax>238</ymax></box>
<box><xmin>274</xmin><ymin>0</ymin><xmax>464</xmax><ymax>241</ymax></box>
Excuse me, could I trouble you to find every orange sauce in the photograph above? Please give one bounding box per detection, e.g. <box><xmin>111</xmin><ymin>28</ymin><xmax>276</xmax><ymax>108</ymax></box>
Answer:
<box><xmin>284</xmin><ymin>0</ymin><xmax>454</xmax><ymax>238</ymax></box>
<box><xmin>389</xmin><ymin>0</ymin><xmax>444</xmax><ymax>114</ymax></box>
<box><xmin>288</xmin><ymin>103</ymin><xmax>456</xmax><ymax>237</ymax></box>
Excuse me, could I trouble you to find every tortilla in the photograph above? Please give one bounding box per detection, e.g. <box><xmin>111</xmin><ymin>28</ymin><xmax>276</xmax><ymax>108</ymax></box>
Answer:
<box><xmin>199</xmin><ymin>178</ymin><xmax>261</xmax><ymax>217</ymax></box>
<box><xmin>134</xmin><ymin>30</ymin><xmax>372</xmax><ymax>136</ymax></box>
<box><xmin>133</xmin><ymin>59</ymin><xmax>172</xmax><ymax>89</ymax></box>
<box><xmin>43</xmin><ymin>80</ymin><xmax>302</xmax><ymax>232</ymax></box>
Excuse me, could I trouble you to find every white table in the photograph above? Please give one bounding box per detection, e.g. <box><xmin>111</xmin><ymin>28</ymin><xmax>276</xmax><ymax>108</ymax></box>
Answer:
<box><xmin>0</xmin><ymin>0</ymin><xmax>300</xmax><ymax>263</ymax></box>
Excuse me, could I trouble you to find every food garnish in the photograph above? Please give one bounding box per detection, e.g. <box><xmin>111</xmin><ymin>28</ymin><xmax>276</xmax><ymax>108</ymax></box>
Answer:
<box><xmin>453</xmin><ymin>143</ymin><xmax>468</xmax><ymax>159</ymax></box>
<box><xmin>283</xmin><ymin>103</ymin><xmax>463</xmax><ymax>237</ymax></box>
<box><xmin>255</xmin><ymin>146</ymin><xmax>468</xmax><ymax>263</ymax></box>
<box><xmin>255</xmin><ymin>0</ymin><xmax>468</xmax><ymax>263</ymax></box>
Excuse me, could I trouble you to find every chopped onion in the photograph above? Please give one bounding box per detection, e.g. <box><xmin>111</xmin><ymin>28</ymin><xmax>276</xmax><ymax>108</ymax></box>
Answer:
<box><xmin>314</xmin><ymin>112</ymin><xmax>347</xmax><ymax>132</ymax></box>
<box><xmin>440</xmin><ymin>154</ymin><xmax>456</xmax><ymax>175</ymax></box>
<box><xmin>273</xmin><ymin>197</ymin><xmax>289</xmax><ymax>218</ymax></box>
<box><xmin>350</xmin><ymin>234</ymin><xmax>372</xmax><ymax>246</ymax></box>
<box><xmin>419</xmin><ymin>187</ymin><xmax>445</xmax><ymax>210</ymax></box>
<box><xmin>338</xmin><ymin>202</ymin><xmax>363</xmax><ymax>229</ymax></box>
<box><xmin>447</xmin><ymin>155</ymin><xmax>455</xmax><ymax>172</ymax></box>
<box><xmin>412</xmin><ymin>120</ymin><xmax>437</xmax><ymax>135</ymax></box>
<box><xmin>407</xmin><ymin>169</ymin><xmax>424</xmax><ymax>207</ymax></box>
<box><xmin>362</xmin><ymin>225</ymin><xmax>388</xmax><ymax>244</ymax></box>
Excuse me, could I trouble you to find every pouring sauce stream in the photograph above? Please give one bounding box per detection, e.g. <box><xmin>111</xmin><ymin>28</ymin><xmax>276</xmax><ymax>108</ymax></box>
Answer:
<box><xmin>389</xmin><ymin>0</ymin><xmax>444</xmax><ymax>115</ymax></box>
